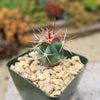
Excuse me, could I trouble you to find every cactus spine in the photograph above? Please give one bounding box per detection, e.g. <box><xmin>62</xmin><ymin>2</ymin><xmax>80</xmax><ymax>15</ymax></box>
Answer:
<box><xmin>32</xmin><ymin>19</ymin><xmax>73</xmax><ymax>67</ymax></box>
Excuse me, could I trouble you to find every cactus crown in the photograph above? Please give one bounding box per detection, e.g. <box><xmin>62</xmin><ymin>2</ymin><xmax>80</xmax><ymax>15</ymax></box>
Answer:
<box><xmin>32</xmin><ymin>19</ymin><xmax>74</xmax><ymax>67</ymax></box>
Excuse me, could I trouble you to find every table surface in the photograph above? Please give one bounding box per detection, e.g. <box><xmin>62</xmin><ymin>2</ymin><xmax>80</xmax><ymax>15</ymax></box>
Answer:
<box><xmin>6</xmin><ymin>62</ymin><xmax>100</xmax><ymax>100</ymax></box>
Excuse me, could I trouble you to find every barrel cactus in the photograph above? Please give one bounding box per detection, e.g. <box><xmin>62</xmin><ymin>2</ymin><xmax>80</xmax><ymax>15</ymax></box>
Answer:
<box><xmin>32</xmin><ymin>20</ymin><xmax>74</xmax><ymax>67</ymax></box>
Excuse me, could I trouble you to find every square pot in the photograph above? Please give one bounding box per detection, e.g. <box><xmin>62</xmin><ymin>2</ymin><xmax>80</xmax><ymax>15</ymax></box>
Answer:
<box><xmin>7</xmin><ymin>50</ymin><xmax>88</xmax><ymax>100</ymax></box>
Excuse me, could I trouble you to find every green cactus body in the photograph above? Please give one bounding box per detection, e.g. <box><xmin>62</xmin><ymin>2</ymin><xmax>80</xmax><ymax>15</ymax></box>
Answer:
<box><xmin>37</xmin><ymin>42</ymin><xmax>64</xmax><ymax>66</ymax></box>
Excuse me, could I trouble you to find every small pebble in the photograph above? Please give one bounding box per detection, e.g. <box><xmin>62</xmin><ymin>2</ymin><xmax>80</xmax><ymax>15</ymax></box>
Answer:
<box><xmin>10</xmin><ymin>65</ymin><xmax>15</xmax><ymax>70</ymax></box>
<box><xmin>37</xmin><ymin>74</ymin><xmax>45</xmax><ymax>81</ymax></box>
<box><xmin>53</xmin><ymin>65</ymin><xmax>62</xmax><ymax>72</ymax></box>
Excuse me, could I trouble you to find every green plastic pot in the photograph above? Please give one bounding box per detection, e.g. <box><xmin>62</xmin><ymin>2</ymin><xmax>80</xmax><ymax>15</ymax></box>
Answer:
<box><xmin>7</xmin><ymin>50</ymin><xmax>88</xmax><ymax>100</ymax></box>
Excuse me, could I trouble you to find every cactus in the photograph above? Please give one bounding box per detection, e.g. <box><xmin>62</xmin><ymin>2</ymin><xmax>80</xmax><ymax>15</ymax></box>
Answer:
<box><xmin>32</xmin><ymin>19</ymin><xmax>73</xmax><ymax>67</ymax></box>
